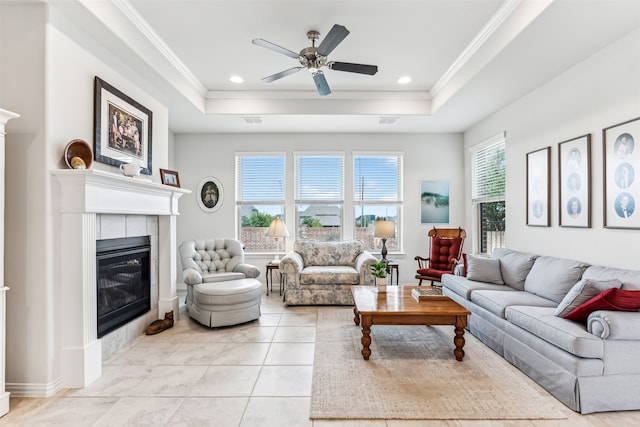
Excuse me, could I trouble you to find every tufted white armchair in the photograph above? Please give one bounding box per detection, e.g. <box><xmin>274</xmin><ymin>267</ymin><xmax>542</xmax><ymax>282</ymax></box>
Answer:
<box><xmin>179</xmin><ymin>238</ymin><xmax>260</xmax><ymax>285</ymax></box>
<box><xmin>178</xmin><ymin>238</ymin><xmax>262</xmax><ymax>327</ymax></box>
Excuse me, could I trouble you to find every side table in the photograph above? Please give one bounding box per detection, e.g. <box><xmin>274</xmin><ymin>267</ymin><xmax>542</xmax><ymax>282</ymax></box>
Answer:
<box><xmin>265</xmin><ymin>262</ymin><xmax>284</xmax><ymax>296</ymax></box>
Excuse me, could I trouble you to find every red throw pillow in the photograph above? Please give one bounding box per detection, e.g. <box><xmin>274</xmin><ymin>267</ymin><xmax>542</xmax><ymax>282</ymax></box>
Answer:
<box><xmin>462</xmin><ymin>253</ymin><xmax>468</xmax><ymax>276</ymax></box>
<box><xmin>563</xmin><ymin>288</ymin><xmax>640</xmax><ymax>321</ymax></box>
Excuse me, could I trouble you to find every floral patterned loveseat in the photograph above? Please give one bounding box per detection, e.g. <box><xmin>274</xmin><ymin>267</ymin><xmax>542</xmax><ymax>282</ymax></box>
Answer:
<box><xmin>279</xmin><ymin>240</ymin><xmax>377</xmax><ymax>305</ymax></box>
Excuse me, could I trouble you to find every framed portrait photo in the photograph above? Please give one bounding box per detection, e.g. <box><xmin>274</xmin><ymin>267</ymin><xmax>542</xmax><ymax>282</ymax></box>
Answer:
<box><xmin>558</xmin><ymin>134</ymin><xmax>591</xmax><ymax>228</ymax></box>
<box><xmin>159</xmin><ymin>169</ymin><xmax>180</xmax><ymax>188</ymax></box>
<box><xmin>94</xmin><ymin>76</ymin><xmax>153</xmax><ymax>175</ymax></box>
<box><xmin>603</xmin><ymin>116</ymin><xmax>640</xmax><ymax>229</ymax></box>
<box><xmin>526</xmin><ymin>147</ymin><xmax>551</xmax><ymax>227</ymax></box>
<box><xmin>197</xmin><ymin>177</ymin><xmax>223</xmax><ymax>212</ymax></box>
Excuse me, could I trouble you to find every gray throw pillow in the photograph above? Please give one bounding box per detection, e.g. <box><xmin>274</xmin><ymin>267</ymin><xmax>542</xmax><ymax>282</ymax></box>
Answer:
<box><xmin>491</xmin><ymin>248</ymin><xmax>538</xmax><ymax>291</ymax></box>
<box><xmin>466</xmin><ymin>255</ymin><xmax>504</xmax><ymax>285</ymax></box>
<box><xmin>554</xmin><ymin>278</ymin><xmax>623</xmax><ymax>317</ymax></box>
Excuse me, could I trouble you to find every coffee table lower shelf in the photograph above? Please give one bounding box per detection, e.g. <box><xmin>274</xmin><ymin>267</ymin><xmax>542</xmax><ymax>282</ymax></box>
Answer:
<box><xmin>351</xmin><ymin>285</ymin><xmax>471</xmax><ymax>361</ymax></box>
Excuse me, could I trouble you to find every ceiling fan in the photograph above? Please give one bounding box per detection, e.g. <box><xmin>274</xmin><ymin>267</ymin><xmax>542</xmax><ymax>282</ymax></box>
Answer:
<box><xmin>252</xmin><ymin>24</ymin><xmax>378</xmax><ymax>96</ymax></box>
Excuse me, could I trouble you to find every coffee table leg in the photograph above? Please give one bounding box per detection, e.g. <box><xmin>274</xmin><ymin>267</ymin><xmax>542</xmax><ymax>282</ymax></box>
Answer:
<box><xmin>453</xmin><ymin>316</ymin><xmax>466</xmax><ymax>361</ymax></box>
<box><xmin>353</xmin><ymin>307</ymin><xmax>360</xmax><ymax>326</ymax></box>
<box><xmin>360</xmin><ymin>315</ymin><xmax>372</xmax><ymax>360</ymax></box>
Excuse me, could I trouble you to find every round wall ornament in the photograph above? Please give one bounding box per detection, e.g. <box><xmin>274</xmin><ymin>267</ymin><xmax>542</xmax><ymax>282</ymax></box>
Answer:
<box><xmin>197</xmin><ymin>177</ymin><xmax>223</xmax><ymax>212</ymax></box>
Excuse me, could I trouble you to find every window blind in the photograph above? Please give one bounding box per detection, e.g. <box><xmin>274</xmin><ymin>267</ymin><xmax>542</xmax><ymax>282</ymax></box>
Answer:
<box><xmin>236</xmin><ymin>154</ymin><xmax>285</xmax><ymax>202</ymax></box>
<box><xmin>354</xmin><ymin>155</ymin><xmax>402</xmax><ymax>202</ymax></box>
<box><xmin>295</xmin><ymin>155</ymin><xmax>344</xmax><ymax>202</ymax></box>
<box><xmin>472</xmin><ymin>135</ymin><xmax>505</xmax><ymax>202</ymax></box>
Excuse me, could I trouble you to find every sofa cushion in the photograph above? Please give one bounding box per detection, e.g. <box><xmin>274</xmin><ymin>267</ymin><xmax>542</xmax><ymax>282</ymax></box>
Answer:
<box><xmin>505</xmin><ymin>305</ymin><xmax>604</xmax><ymax>359</ymax></box>
<box><xmin>294</xmin><ymin>240</ymin><xmax>363</xmax><ymax>267</ymax></box>
<box><xmin>564</xmin><ymin>288</ymin><xmax>640</xmax><ymax>321</ymax></box>
<box><xmin>491</xmin><ymin>248</ymin><xmax>538</xmax><ymax>290</ymax></box>
<box><xmin>554</xmin><ymin>278</ymin><xmax>623</xmax><ymax>317</ymax></box>
<box><xmin>524</xmin><ymin>256</ymin><xmax>590</xmax><ymax>303</ymax></box>
<box><xmin>465</xmin><ymin>255</ymin><xmax>504</xmax><ymax>285</ymax></box>
<box><xmin>470</xmin><ymin>290</ymin><xmax>556</xmax><ymax>319</ymax></box>
<box><xmin>441</xmin><ymin>274</ymin><xmax>512</xmax><ymax>300</ymax></box>
<box><xmin>581</xmin><ymin>265</ymin><xmax>640</xmax><ymax>290</ymax></box>
<box><xmin>202</xmin><ymin>272</ymin><xmax>246</xmax><ymax>283</ymax></box>
<box><xmin>300</xmin><ymin>266</ymin><xmax>360</xmax><ymax>285</ymax></box>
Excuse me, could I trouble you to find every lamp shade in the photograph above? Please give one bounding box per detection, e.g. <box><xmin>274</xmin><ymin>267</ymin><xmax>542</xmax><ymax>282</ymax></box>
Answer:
<box><xmin>374</xmin><ymin>220</ymin><xmax>396</xmax><ymax>239</ymax></box>
<box><xmin>265</xmin><ymin>218</ymin><xmax>290</xmax><ymax>238</ymax></box>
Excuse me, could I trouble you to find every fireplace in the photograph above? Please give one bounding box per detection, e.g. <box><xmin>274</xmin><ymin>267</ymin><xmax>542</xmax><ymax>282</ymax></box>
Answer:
<box><xmin>96</xmin><ymin>236</ymin><xmax>151</xmax><ymax>338</ymax></box>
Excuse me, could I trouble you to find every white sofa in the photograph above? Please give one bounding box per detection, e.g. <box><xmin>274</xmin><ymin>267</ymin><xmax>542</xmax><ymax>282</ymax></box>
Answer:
<box><xmin>279</xmin><ymin>240</ymin><xmax>377</xmax><ymax>305</ymax></box>
<box><xmin>442</xmin><ymin>248</ymin><xmax>640</xmax><ymax>414</ymax></box>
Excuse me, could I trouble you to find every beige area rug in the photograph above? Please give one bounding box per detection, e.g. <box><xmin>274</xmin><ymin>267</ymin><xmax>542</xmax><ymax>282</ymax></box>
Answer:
<box><xmin>310</xmin><ymin>308</ymin><xmax>568</xmax><ymax>420</ymax></box>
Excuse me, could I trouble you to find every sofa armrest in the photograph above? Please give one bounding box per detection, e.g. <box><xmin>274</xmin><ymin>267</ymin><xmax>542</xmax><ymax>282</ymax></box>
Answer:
<box><xmin>183</xmin><ymin>268</ymin><xmax>203</xmax><ymax>285</ymax></box>
<box><xmin>355</xmin><ymin>251</ymin><xmax>378</xmax><ymax>285</ymax></box>
<box><xmin>234</xmin><ymin>263</ymin><xmax>261</xmax><ymax>279</ymax></box>
<box><xmin>280</xmin><ymin>251</ymin><xmax>304</xmax><ymax>283</ymax></box>
<box><xmin>587</xmin><ymin>310</ymin><xmax>640</xmax><ymax>340</ymax></box>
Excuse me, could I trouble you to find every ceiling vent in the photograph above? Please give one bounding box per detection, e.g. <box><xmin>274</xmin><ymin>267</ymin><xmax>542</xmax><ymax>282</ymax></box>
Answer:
<box><xmin>242</xmin><ymin>117</ymin><xmax>263</xmax><ymax>124</ymax></box>
<box><xmin>378</xmin><ymin>117</ymin><xmax>398</xmax><ymax>125</ymax></box>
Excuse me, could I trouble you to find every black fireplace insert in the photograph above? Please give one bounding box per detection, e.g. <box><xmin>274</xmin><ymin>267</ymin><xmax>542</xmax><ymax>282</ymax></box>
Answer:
<box><xmin>96</xmin><ymin>236</ymin><xmax>151</xmax><ymax>338</ymax></box>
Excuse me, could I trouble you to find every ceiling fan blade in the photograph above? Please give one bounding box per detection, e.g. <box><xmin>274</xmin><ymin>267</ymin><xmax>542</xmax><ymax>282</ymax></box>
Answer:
<box><xmin>261</xmin><ymin>67</ymin><xmax>304</xmax><ymax>83</ymax></box>
<box><xmin>312</xmin><ymin>71</ymin><xmax>331</xmax><ymax>96</ymax></box>
<box><xmin>329</xmin><ymin>62</ymin><xmax>378</xmax><ymax>75</ymax></box>
<box><xmin>252</xmin><ymin>38</ymin><xmax>300</xmax><ymax>59</ymax></box>
<box><xmin>317</xmin><ymin>24</ymin><xmax>349</xmax><ymax>56</ymax></box>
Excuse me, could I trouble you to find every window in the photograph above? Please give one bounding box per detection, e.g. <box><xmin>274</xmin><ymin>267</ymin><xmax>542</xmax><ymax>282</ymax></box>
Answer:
<box><xmin>295</xmin><ymin>154</ymin><xmax>344</xmax><ymax>241</ymax></box>
<box><xmin>236</xmin><ymin>154</ymin><xmax>286</xmax><ymax>252</ymax></box>
<box><xmin>354</xmin><ymin>153</ymin><xmax>403</xmax><ymax>253</ymax></box>
<box><xmin>472</xmin><ymin>134</ymin><xmax>506</xmax><ymax>255</ymax></box>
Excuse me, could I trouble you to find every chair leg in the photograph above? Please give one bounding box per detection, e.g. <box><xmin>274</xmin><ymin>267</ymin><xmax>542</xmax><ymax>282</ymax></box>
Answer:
<box><xmin>417</xmin><ymin>279</ymin><xmax>422</xmax><ymax>286</ymax></box>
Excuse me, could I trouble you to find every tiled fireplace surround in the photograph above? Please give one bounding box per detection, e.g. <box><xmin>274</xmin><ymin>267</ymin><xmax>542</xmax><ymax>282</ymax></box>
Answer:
<box><xmin>52</xmin><ymin>170</ymin><xmax>189</xmax><ymax>390</ymax></box>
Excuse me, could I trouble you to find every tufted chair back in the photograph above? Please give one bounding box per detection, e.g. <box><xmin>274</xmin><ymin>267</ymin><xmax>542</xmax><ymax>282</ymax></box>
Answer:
<box><xmin>180</xmin><ymin>238</ymin><xmax>245</xmax><ymax>274</ymax></box>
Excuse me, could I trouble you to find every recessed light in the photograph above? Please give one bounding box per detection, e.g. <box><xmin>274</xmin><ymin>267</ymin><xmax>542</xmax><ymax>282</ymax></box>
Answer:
<box><xmin>229</xmin><ymin>75</ymin><xmax>244</xmax><ymax>84</ymax></box>
<box><xmin>397</xmin><ymin>76</ymin><xmax>412</xmax><ymax>84</ymax></box>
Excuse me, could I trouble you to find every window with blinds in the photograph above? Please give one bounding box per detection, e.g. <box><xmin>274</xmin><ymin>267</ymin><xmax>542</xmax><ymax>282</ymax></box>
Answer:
<box><xmin>353</xmin><ymin>153</ymin><xmax>402</xmax><ymax>253</ymax></box>
<box><xmin>471</xmin><ymin>134</ymin><xmax>506</xmax><ymax>254</ymax></box>
<box><xmin>294</xmin><ymin>154</ymin><xmax>344</xmax><ymax>241</ymax></box>
<box><xmin>236</xmin><ymin>153</ymin><xmax>286</xmax><ymax>252</ymax></box>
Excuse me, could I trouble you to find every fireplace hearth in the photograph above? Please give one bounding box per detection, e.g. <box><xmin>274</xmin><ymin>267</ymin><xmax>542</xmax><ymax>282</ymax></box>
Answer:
<box><xmin>96</xmin><ymin>236</ymin><xmax>151</xmax><ymax>338</ymax></box>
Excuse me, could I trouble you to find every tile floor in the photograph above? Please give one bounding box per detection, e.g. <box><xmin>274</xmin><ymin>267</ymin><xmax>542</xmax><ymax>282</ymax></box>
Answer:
<box><xmin>3</xmin><ymin>288</ymin><xmax>640</xmax><ymax>426</ymax></box>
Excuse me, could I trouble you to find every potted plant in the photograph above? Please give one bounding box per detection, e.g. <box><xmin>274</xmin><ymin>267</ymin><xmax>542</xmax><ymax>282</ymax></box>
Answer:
<box><xmin>371</xmin><ymin>261</ymin><xmax>391</xmax><ymax>293</ymax></box>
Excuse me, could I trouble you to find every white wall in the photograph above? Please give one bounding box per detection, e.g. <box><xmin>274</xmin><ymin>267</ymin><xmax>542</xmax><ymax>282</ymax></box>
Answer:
<box><xmin>1</xmin><ymin>3</ymin><xmax>170</xmax><ymax>395</ymax></box>
<box><xmin>174</xmin><ymin>133</ymin><xmax>464</xmax><ymax>284</ymax></box>
<box><xmin>464</xmin><ymin>27</ymin><xmax>640</xmax><ymax>269</ymax></box>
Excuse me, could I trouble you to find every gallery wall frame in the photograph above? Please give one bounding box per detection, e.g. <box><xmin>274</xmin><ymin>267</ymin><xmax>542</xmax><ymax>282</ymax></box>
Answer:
<box><xmin>94</xmin><ymin>76</ymin><xmax>153</xmax><ymax>175</ymax></box>
<box><xmin>558</xmin><ymin>134</ymin><xmax>591</xmax><ymax>228</ymax></box>
<box><xmin>526</xmin><ymin>147</ymin><xmax>551</xmax><ymax>227</ymax></box>
<box><xmin>197</xmin><ymin>177</ymin><xmax>224</xmax><ymax>213</ymax></box>
<box><xmin>603</xmin><ymin>116</ymin><xmax>640</xmax><ymax>229</ymax></box>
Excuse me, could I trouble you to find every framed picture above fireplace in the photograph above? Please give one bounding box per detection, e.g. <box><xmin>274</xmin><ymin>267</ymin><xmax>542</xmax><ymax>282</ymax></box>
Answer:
<box><xmin>93</xmin><ymin>76</ymin><xmax>153</xmax><ymax>175</ymax></box>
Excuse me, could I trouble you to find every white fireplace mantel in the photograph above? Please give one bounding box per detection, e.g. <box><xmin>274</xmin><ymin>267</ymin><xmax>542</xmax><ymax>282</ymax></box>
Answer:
<box><xmin>52</xmin><ymin>169</ymin><xmax>190</xmax><ymax>389</ymax></box>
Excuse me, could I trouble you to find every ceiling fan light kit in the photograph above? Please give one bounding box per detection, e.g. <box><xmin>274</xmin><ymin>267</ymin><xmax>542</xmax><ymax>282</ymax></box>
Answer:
<box><xmin>252</xmin><ymin>24</ymin><xmax>378</xmax><ymax>96</ymax></box>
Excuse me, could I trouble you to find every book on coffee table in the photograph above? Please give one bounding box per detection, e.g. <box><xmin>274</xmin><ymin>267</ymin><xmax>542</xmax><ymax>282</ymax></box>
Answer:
<box><xmin>411</xmin><ymin>287</ymin><xmax>449</xmax><ymax>301</ymax></box>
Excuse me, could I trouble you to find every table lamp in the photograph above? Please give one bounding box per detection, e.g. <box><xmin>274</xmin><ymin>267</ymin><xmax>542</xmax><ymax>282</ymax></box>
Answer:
<box><xmin>265</xmin><ymin>218</ymin><xmax>289</xmax><ymax>265</ymax></box>
<box><xmin>374</xmin><ymin>220</ymin><xmax>395</xmax><ymax>262</ymax></box>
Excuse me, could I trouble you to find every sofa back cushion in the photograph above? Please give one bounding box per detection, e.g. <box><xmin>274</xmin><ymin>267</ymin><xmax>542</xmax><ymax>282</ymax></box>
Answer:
<box><xmin>524</xmin><ymin>256</ymin><xmax>590</xmax><ymax>303</ymax></box>
<box><xmin>294</xmin><ymin>240</ymin><xmax>364</xmax><ymax>267</ymax></box>
<box><xmin>491</xmin><ymin>248</ymin><xmax>538</xmax><ymax>290</ymax></box>
<box><xmin>581</xmin><ymin>265</ymin><xmax>640</xmax><ymax>290</ymax></box>
<box><xmin>180</xmin><ymin>238</ymin><xmax>245</xmax><ymax>274</ymax></box>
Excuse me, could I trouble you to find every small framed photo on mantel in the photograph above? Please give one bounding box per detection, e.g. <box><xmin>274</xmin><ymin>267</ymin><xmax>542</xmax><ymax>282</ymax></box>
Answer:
<box><xmin>159</xmin><ymin>169</ymin><xmax>180</xmax><ymax>187</ymax></box>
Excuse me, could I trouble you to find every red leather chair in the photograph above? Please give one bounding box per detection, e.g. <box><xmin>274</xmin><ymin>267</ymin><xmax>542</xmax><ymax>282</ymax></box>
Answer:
<box><xmin>415</xmin><ymin>227</ymin><xmax>466</xmax><ymax>286</ymax></box>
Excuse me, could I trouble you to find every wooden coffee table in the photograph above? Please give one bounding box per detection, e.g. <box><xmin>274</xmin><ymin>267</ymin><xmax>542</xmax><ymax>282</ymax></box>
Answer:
<box><xmin>351</xmin><ymin>285</ymin><xmax>471</xmax><ymax>361</ymax></box>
